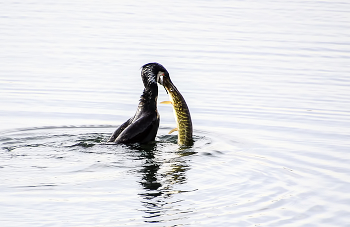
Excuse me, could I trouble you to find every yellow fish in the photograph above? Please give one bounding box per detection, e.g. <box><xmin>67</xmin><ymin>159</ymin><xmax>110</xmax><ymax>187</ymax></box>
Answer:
<box><xmin>157</xmin><ymin>71</ymin><xmax>193</xmax><ymax>146</ymax></box>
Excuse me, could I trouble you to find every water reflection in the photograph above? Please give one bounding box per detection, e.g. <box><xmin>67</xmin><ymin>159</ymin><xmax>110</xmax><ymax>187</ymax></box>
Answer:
<box><xmin>130</xmin><ymin>143</ymin><xmax>194</xmax><ymax>223</ymax></box>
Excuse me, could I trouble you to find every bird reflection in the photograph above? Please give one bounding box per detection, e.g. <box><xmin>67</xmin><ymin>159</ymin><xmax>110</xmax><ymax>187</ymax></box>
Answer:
<box><xmin>128</xmin><ymin>142</ymin><xmax>194</xmax><ymax>223</ymax></box>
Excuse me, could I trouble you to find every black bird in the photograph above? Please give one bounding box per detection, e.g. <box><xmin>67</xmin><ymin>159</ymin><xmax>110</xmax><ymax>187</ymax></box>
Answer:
<box><xmin>108</xmin><ymin>63</ymin><xmax>169</xmax><ymax>144</ymax></box>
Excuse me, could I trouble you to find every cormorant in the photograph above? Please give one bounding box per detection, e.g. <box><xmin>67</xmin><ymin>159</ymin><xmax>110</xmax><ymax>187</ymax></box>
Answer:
<box><xmin>108</xmin><ymin>63</ymin><xmax>169</xmax><ymax>144</ymax></box>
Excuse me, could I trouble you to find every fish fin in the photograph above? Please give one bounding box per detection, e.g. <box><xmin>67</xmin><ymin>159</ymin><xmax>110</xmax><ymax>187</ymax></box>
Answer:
<box><xmin>168</xmin><ymin>128</ymin><xmax>178</xmax><ymax>134</ymax></box>
<box><xmin>160</xmin><ymin>101</ymin><xmax>172</xmax><ymax>104</ymax></box>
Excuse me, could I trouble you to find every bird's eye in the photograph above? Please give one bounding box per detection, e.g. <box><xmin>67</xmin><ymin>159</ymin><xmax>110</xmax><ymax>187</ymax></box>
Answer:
<box><xmin>157</xmin><ymin>71</ymin><xmax>164</xmax><ymax>84</ymax></box>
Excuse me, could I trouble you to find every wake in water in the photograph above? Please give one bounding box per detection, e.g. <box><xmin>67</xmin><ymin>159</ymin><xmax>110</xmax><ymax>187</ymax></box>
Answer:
<box><xmin>0</xmin><ymin>125</ymin><xmax>213</xmax><ymax>225</ymax></box>
<box><xmin>2</xmin><ymin>125</ymin><xmax>336</xmax><ymax>226</ymax></box>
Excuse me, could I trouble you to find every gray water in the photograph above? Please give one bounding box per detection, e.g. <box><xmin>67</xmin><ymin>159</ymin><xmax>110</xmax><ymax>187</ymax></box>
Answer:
<box><xmin>1</xmin><ymin>1</ymin><xmax>350</xmax><ymax>226</ymax></box>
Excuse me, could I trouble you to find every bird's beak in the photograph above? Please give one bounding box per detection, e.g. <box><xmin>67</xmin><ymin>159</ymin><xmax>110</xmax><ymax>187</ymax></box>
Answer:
<box><xmin>157</xmin><ymin>71</ymin><xmax>164</xmax><ymax>85</ymax></box>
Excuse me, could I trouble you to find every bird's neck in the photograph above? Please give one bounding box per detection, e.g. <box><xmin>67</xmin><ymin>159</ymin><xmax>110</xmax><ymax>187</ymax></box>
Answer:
<box><xmin>139</xmin><ymin>84</ymin><xmax>158</xmax><ymax>110</ymax></box>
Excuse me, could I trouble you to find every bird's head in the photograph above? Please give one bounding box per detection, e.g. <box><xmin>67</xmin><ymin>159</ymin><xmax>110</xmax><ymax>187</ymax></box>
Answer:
<box><xmin>141</xmin><ymin>62</ymin><xmax>169</xmax><ymax>88</ymax></box>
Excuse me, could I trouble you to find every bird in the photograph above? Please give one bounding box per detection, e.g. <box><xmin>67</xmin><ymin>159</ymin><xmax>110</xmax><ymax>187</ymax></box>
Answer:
<box><xmin>108</xmin><ymin>63</ymin><xmax>169</xmax><ymax>144</ymax></box>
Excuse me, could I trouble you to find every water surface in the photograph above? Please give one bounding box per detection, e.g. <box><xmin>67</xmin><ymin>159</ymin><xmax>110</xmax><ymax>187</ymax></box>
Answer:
<box><xmin>1</xmin><ymin>0</ymin><xmax>350</xmax><ymax>226</ymax></box>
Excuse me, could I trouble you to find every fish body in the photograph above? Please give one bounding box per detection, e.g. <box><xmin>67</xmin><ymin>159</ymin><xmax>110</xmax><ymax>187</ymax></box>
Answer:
<box><xmin>158</xmin><ymin>74</ymin><xmax>193</xmax><ymax>146</ymax></box>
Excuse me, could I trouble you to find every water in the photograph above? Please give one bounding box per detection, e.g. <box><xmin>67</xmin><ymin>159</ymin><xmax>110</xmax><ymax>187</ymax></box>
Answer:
<box><xmin>1</xmin><ymin>0</ymin><xmax>350</xmax><ymax>226</ymax></box>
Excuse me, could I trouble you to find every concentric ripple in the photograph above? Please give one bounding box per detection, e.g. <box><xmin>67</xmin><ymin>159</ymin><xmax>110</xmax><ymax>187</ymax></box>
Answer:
<box><xmin>0</xmin><ymin>125</ymin><xmax>320</xmax><ymax>226</ymax></box>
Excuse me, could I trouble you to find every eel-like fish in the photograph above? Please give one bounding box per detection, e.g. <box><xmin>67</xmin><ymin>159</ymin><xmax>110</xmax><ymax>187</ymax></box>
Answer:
<box><xmin>157</xmin><ymin>72</ymin><xmax>193</xmax><ymax>146</ymax></box>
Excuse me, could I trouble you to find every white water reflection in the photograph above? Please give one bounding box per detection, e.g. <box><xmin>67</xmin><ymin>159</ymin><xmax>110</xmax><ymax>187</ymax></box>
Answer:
<box><xmin>1</xmin><ymin>0</ymin><xmax>350</xmax><ymax>226</ymax></box>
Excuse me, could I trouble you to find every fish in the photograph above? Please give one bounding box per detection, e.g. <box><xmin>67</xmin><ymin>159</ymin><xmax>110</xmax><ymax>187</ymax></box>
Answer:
<box><xmin>157</xmin><ymin>72</ymin><xmax>193</xmax><ymax>146</ymax></box>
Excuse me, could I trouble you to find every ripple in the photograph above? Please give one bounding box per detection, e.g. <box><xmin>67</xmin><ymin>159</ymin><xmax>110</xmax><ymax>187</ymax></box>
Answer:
<box><xmin>1</xmin><ymin>124</ymin><xmax>349</xmax><ymax>226</ymax></box>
